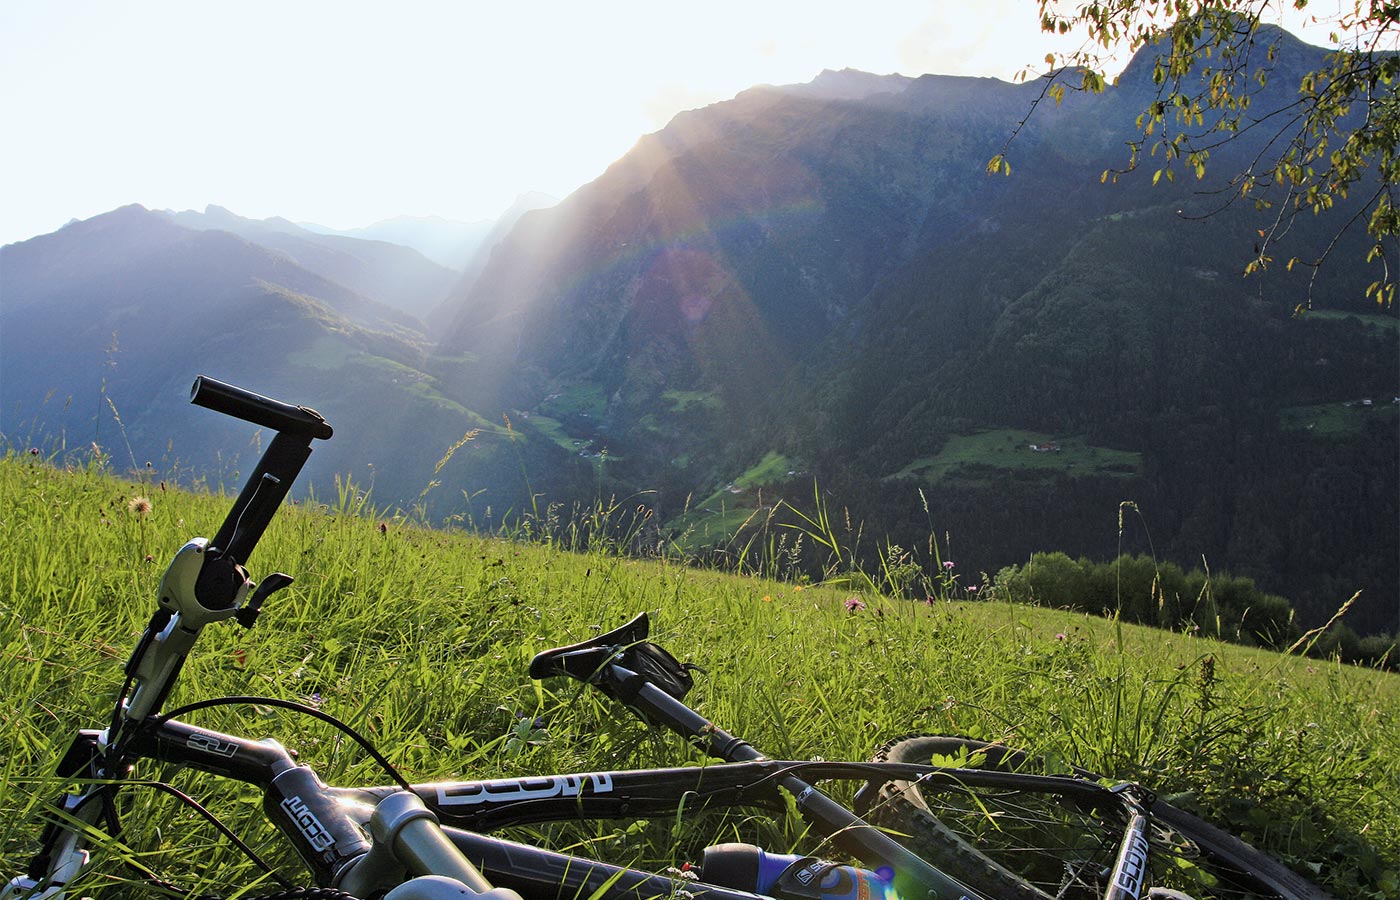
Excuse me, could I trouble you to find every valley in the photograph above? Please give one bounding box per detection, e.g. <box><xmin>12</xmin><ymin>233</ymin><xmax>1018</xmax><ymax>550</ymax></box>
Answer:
<box><xmin>2</xmin><ymin>28</ymin><xmax>1396</xmax><ymax>639</ymax></box>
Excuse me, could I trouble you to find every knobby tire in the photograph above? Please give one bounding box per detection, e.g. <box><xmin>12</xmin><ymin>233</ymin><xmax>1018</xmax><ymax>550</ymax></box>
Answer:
<box><xmin>862</xmin><ymin>735</ymin><xmax>1336</xmax><ymax>900</ymax></box>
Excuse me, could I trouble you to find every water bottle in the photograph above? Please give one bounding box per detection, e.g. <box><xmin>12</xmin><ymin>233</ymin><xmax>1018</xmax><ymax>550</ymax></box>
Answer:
<box><xmin>698</xmin><ymin>843</ymin><xmax>896</xmax><ymax>900</ymax></box>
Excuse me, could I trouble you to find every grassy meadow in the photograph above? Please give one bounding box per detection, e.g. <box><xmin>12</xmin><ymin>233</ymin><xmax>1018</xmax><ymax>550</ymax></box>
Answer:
<box><xmin>889</xmin><ymin>430</ymin><xmax>1144</xmax><ymax>484</ymax></box>
<box><xmin>1</xmin><ymin>452</ymin><xmax>1397</xmax><ymax>898</ymax></box>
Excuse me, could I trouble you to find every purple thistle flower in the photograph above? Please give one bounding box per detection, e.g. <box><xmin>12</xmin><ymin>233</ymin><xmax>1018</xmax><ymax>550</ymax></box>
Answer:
<box><xmin>943</xmin><ymin>561</ymin><xmax>955</xmax><ymax>569</ymax></box>
<box><xmin>844</xmin><ymin>596</ymin><xmax>866</xmax><ymax>612</ymax></box>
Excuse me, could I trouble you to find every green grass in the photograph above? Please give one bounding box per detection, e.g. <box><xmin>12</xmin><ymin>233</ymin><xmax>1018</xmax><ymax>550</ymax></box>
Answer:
<box><xmin>661</xmin><ymin>389</ymin><xmax>724</xmax><ymax>414</ymax></box>
<box><xmin>521</xmin><ymin>413</ymin><xmax>589</xmax><ymax>453</ymax></box>
<box><xmin>689</xmin><ymin>451</ymin><xmax>794</xmax><ymax>508</ymax></box>
<box><xmin>1281</xmin><ymin>400</ymin><xmax>1399</xmax><ymax>439</ymax></box>
<box><xmin>1300</xmin><ymin>309</ymin><xmax>1400</xmax><ymax>335</ymax></box>
<box><xmin>539</xmin><ymin>384</ymin><xmax>608</xmax><ymax>419</ymax></box>
<box><xmin>1</xmin><ymin>453</ymin><xmax>1396</xmax><ymax>898</ymax></box>
<box><xmin>891</xmin><ymin>430</ymin><xmax>1143</xmax><ymax>483</ymax></box>
<box><xmin>667</xmin><ymin>452</ymin><xmax>797</xmax><ymax>551</ymax></box>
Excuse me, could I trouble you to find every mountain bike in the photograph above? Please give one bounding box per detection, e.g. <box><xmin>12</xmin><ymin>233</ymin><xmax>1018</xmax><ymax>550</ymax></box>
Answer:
<box><xmin>2</xmin><ymin>377</ymin><xmax>1336</xmax><ymax>900</ymax></box>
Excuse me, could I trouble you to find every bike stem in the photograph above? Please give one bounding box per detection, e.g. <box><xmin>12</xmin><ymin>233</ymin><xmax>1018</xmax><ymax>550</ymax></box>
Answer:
<box><xmin>118</xmin><ymin>381</ymin><xmax>329</xmax><ymax>737</ymax></box>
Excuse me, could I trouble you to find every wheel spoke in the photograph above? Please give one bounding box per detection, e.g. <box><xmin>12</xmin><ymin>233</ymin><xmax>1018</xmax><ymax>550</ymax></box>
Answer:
<box><xmin>866</xmin><ymin>736</ymin><xmax>1332</xmax><ymax>900</ymax></box>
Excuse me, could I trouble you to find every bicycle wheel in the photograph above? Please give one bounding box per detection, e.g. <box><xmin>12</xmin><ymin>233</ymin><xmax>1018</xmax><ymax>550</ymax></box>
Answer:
<box><xmin>862</xmin><ymin>735</ymin><xmax>1335</xmax><ymax>900</ymax></box>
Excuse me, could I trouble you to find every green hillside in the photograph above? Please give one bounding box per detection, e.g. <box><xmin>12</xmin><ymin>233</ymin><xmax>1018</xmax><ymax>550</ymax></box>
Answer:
<box><xmin>2</xmin><ymin>453</ymin><xmax>1396</xmax><ymax>897</ymax></box>
<box><xmin>5</xmin><ymin>47</ymin><xmax>1397</xmax><ymax>640</ymax></box>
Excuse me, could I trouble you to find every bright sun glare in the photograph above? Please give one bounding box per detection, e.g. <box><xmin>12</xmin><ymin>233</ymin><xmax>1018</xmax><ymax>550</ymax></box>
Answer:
<box><xmin>0</xmin><ymin>0</ymin><xmax>1349</xmax><ymax>245</ymax></box>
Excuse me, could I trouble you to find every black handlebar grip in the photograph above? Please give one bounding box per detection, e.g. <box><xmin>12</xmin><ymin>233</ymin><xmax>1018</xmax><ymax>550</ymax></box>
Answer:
<box><xmin>190</xmin><ymin>375</ymin><xmax>333</xmax><ymax>440</ymax></box>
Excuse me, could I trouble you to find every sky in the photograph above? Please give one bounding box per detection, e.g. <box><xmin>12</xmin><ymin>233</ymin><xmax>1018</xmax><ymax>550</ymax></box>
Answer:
<box><xmin>0</xmin><ymin>1</ymin><xmax>1344</xmax><ymax>247</ymax></box>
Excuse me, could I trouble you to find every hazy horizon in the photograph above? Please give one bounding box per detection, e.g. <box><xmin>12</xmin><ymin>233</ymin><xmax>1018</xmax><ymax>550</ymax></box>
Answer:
<box><xmin>0</xmin><ymin>1</ymin><xmax>1343</xmax><ymax>247</ymax></box>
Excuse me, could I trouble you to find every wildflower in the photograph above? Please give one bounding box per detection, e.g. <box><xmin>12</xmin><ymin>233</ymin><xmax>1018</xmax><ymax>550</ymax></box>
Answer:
<box><xmin>943</xmin><ymin>561</ymin><xmax>955</xmax><ymax>570</ymax></box>
<box><xmin>925</xmin><ymin>597</ymin><xmax>935</xmax><ymax>606</ymax></box>
<box><xmin>670</xmin><ymin>864</ymin><xmax>699</xmax><ymax>881</ymax></box>
<box><xmin>793</xmin><ymin>585</ymin><xmax>804</xmax><ymax>592</ymax></box>
<box><xmin>1055</xmin><ymin>632</ymin><xmax>1067</xmax><ymax>641</ymax></box>
<box><xmin>29</xmin><ymin>448</ymin><xmax>39</xmax><ymax>456</ymax></box>
<box><xmin>128</xmin><ymin>496</ymin><xmax>152</xmax><ymax>517</ymax></box>
<box><xmin>762</xmin><ymin>595</ymin><xmax>772</xmax><ymax>603</ymax></box>
<box><xmin>844</xmin><ymin>597</ymin><xmax>866</xmax><ymax>612</ymax></box>
<box><xmin>966</xmin><ymin>585</ymin><xmax>979</xmax><ymax>594</ymax></box>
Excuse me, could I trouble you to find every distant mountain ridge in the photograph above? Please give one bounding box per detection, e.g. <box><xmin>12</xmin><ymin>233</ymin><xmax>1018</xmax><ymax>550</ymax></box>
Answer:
<box><xmin>4</xmin><ymin>204</ymin><xmax>419</xmax><ymax>333</ymax></box>
<box><xmin>299</xmin><ymin>214</ymin><xmax>493</xmax><ymax>270</ymax></box>
<box><xmin>3</xmin><ymin>25</ymin><xmax>1395</xmax><ymax>635</ymax></box>
<box><xmin>0</xmin><ymin>203</ymin><xmax>554</xmax><ymax>515</ymax></box>
<box><xmin>166</xmin><ymin>205</ymin><xmax>457</xmax><ymax>321</ymax></box>
<box><xmin>298</xmin><ymin>193</ymin><xmax>558</xmax><ymax>271</ymax></box>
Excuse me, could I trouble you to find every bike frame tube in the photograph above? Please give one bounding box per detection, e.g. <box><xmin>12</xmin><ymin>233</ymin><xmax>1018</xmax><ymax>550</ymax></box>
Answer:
<box><xmin>28</xmin><ymin>713</ymin><xmax>1141</xmax><ymax>900</ymax></box>
<box><xmin>125</xmin><ymin>719</ymin><xmax>373</xmax><ymax>882</ymax></box>
<box><xmin>129</xmin><ymin>717</ymin><xmax>1126</xmax><ymax>895</ymax></box>
<box><xmin>333</xmin><ymin>760</ymin><xmax>1115</xmax><ymax>829</ymax></box>
<box><xmin>597</xmin><ymin>662</ymin><xmax>988</xmax><ymax>900</ymax></box>
<box><xmin>108</xmin><ymin>721</ymin><xmax>927</xmax><ymax>898</ymax></box>
<box><xmin>1105</xmin><ymin>804</ymin><xmax>1153</xmax><ymax>900</ymax></box>
<box><xmin>440</xmin><ymin>826</ymin><xmax>776</xmax><ymax>900</ymax></box>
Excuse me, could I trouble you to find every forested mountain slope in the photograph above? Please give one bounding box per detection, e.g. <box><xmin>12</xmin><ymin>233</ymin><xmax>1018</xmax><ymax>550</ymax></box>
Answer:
<box><xmin>4</xmin><ymin>26</ymin><xmax>1395</xmax><ymax>634</ymax></box>
<box><xmin>426</xmin><ymin>27</ymin><xmax>1397</xmax><ymax>633</ymax></box>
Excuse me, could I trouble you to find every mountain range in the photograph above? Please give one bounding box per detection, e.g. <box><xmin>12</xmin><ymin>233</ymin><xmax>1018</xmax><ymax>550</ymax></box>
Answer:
<box><xmin>298</xmin><ymin>194</ymin><xmax>557</xmax><ymax>271</ymax></box>
<box><xmin>2</xmin><ymin>25</ymin><xmax>1396</xmax><ymax>636</ymax></box>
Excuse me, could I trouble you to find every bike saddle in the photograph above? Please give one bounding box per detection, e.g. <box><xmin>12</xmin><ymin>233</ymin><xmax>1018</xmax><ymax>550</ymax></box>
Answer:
<box><xmin>529</xmin><ymin>613</ymin><xmax>696</xmax><ymax>701</ymax></box>
<box><xmin>529</xmin><ymin>613</ymin><xmax>652</xmax><ymax>682</ymax></box>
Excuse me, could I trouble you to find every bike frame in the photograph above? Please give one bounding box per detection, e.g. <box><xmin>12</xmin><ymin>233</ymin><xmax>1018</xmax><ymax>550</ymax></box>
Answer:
<box><xmin>5</xmin><ymin>377</ymin><xmax>1156</xmax><ymax>900</ymax></box>
<box><xmin>29</xmin><ymin>688</ymin><xmax>1147</xmax><ymax>900</ymax></box>
<box><xmin>18</xmin><ymin>647</ymin><xmax>1152</xmax><ymax>900</ymax></box>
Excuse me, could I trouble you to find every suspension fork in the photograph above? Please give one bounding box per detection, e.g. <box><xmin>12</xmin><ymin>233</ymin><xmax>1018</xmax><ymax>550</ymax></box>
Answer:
<box><xmin>1104</xmin><ymin>785</ymin><xmax>1155</xmax><ymax>900</ymax></box>
<box><xmin>6</xmin><ymin>732</ymin><xmax>116</xmax><ymax>900</ymax></box>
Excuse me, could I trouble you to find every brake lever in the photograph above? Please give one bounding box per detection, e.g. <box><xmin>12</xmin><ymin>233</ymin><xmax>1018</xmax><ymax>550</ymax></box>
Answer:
<box><xmin>239</xmin><ymin>572</ymin><xmax>294</xmax><ymax>628</ymax></box>
<box><xmin>120</xmin><ymin>534</ymin><xmax>263</xmax><ymax>727</ymax></box>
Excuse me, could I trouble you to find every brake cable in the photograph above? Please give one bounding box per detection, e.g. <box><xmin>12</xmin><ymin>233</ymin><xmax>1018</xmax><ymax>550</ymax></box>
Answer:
<box><xmin>157</xmin><ymin>695</ymin><xmax>415</xmax><ymax>793</ymax></box>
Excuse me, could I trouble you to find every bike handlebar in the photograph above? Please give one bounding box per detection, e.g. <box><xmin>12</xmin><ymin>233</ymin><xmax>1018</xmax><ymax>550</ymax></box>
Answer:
<box><xmin>189</xmin><ymin>376</ymin><xmax>333</xmax><ymax>567</ymax></box>
<box><xmin>192</xmin><ymin>375</ymin><xmax>333</xmax><ymax>441</ymax></box>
